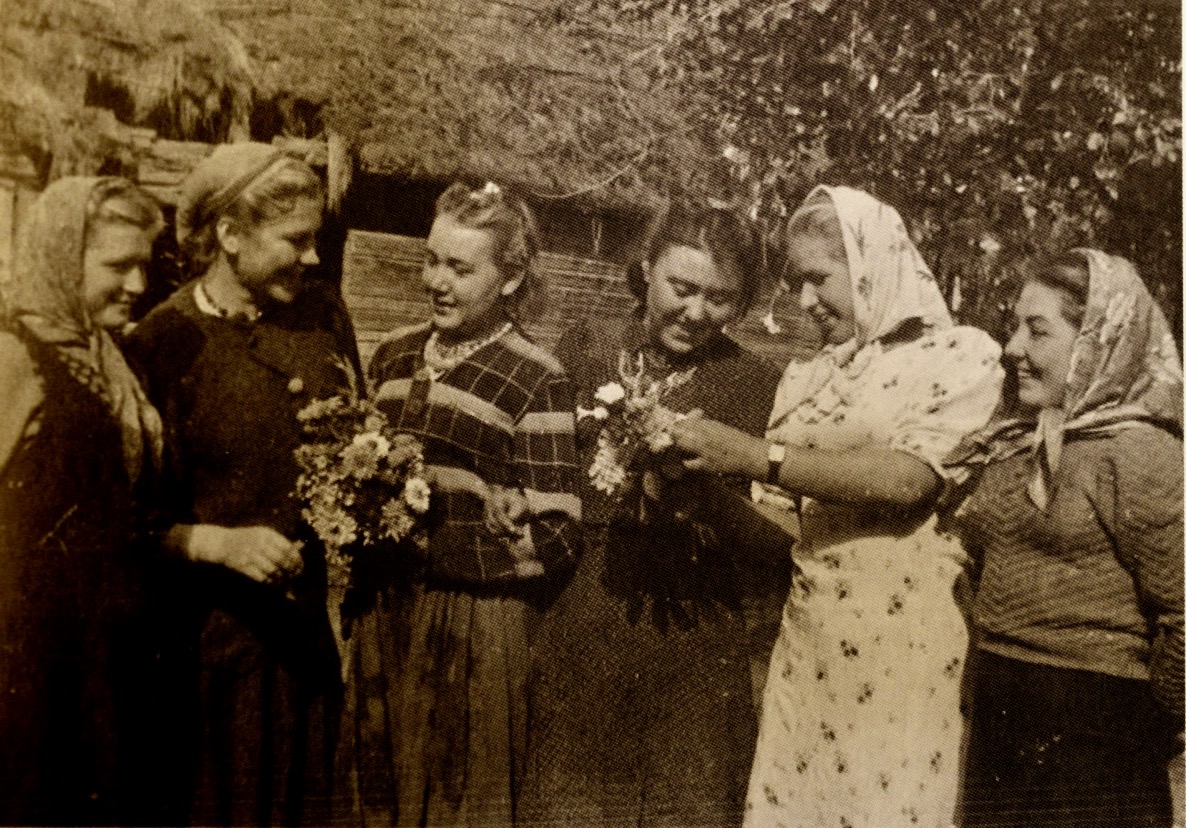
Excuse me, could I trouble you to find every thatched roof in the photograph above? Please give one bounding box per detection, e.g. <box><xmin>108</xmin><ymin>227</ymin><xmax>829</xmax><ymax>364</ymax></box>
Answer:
<box><xmin>4</xmin><ymin>0</ymin><xmax>720</xmax><ymax>211</ymax></box>
<box><xmin>2</xmin><ymin>0</ymin><xmax>256</xmax><ymax>178</ymax></box>
<box><xmin>205</xmin><ymin>0</ymin><xmax>721</xmax><ymax>212</ymax></box>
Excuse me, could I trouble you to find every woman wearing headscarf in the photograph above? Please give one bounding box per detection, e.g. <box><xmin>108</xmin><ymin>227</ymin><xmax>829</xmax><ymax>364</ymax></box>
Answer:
<box><xmin>670</xmin><ymin>185</ymin><xmax>1004</xmax><ymax>826</ymax></box>
<box><xmin>125</xmin><ymin>142</ymin><xmax>359</xmax><ymax>826</ymax></box>
<box><xmin>947</xmin><ymin>249</ymin><xmax>1182</xmax><ymax>827</ymax></box>
<box><xmin>0</xmin><ymin>177</ymin><xmax>165</xmax><ymax>825</ymax></box>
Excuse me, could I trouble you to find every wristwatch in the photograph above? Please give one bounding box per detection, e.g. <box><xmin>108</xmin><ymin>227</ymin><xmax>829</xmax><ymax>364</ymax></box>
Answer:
<box><xmin>766</xmin><ymin>441</ymin><xmax>787</xmax><ymax>486</ymax></box>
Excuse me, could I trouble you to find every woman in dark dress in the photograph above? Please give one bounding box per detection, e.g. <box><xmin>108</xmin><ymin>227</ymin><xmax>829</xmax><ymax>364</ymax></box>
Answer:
<box><xmin>521</xmin><ymin>203</ymin><xmax>782</xmax><ymax>828</ymax></box>
<box><xmin>0</xmin><ymin>177</ymin><xmax>165</xmax><ymax>825</ymax></box>
<box><xmin>125</xmin><ymin>143</ymin><xmax>359</xmax><ymax>826</ymax></box>
<box><xmin>948</xmin><ymin>249</ymin><xmax>1182</xmax><ymax>826</ymax></box>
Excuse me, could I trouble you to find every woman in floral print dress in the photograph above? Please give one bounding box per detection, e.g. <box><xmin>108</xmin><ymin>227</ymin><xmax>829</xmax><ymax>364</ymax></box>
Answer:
<box><xmin>671</xmin><ymin>185</ymin><xmax>1004</xmax><ymax>827</ymax></box>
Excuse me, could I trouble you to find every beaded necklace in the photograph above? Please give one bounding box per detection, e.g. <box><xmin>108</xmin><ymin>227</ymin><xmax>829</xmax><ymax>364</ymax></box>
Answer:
<box><xmin>422</xmin><ymin>322</ymin><xmax>513</xmax><ymax>380</ymax></box>
<box><xmin>194</xmin><ymin>280</ymin><xmax>262</xmax><ymax>324</ymax></box>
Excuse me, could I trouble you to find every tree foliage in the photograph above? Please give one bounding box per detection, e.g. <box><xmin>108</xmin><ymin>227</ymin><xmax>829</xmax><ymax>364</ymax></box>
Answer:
<box><xmin>572</xmin><ymin>0</ymin><xmax>1182</xmax><ymax>337</ymax></box>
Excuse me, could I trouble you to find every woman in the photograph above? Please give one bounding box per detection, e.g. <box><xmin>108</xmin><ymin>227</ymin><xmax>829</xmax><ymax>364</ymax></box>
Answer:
<box><xmin>125</xmin><ymin>142</ymin><xmax>358</xmax><ymax>826</ymax></box>
<box><xmin>671</xmin><ymin>185</ymin><xmax>1004</xmax><ymax>827</ymax></box>
<box><xmin>0</xmin><ymin>177</ymin><xmax>164</xmax><ymax>825</ymax></box>
<box><xmin>948</xmin><ymin>249</ymin><xmax>1182</xmax><ymax>826</ymax></box>
<box><xmin>337</xmin><ymin>181</ymin><xmax>581</xmax><ymax>827</ymax></box>
<box><xmin>521</xmin><ymin>202</ymin><xmax>783</xmax><ymax>828</ymax></box>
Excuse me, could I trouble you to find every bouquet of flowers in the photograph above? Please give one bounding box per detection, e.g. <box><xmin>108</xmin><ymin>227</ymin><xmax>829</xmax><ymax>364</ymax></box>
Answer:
<box><xmin>580</xmin><ymin>350</ymin><xmax>695</xmax><ymax>503</ymax></box>
<box><xmin>294</xmin><ymin>374</ymin><xmax>431</xmax><ymax>589</ymax></box>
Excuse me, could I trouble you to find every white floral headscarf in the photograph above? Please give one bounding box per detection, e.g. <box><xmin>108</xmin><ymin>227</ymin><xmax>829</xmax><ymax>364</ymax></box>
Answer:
<box><xmin>821</xmin><ymin>185</ymin><xmax>952</xmax><ymax>358</ymax></box>
<box><xmin>769</xmin><ymin>186</ymin><xmax>953</xmax><ymax>430</ymax></box>
<box><xmin>951</xmin><ymin>249</ymin><xmax>1182</xmax><ymax>509</ymax></box>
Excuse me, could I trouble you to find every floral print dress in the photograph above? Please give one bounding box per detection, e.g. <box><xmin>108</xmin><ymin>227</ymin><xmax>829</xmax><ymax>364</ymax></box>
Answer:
<box><xmin>744</xmin><ymin>328</ymin><xmax>1002</xmax><ymax>828</ymax></box>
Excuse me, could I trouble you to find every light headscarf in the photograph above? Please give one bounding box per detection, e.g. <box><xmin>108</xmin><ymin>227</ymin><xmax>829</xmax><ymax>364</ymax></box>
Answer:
<box><xmin>0</xmin><ymin>176</ymin><xmax>164</xmax><ymax>483</ymax></box>
<box><xmin>823</xmin><ymin>185</ymin><xmax>953</xmax><ymax>356</ymax></box>
<box><xmin>951</xmin><ymin>249</ymin><xmax>1182</xmax><ymax>509</ymax></box>
<box><xmin>770</xmin><ymin>185</ymin><xmax>953</xmax><ymax>429</ymax></box>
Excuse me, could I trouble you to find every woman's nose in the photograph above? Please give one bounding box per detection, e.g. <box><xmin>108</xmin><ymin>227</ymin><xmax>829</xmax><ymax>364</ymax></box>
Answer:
<box><xmin>799</xmin><ymin>282</ymin><xmax>819</xmax><ymax>310</ymax></box>
<box><xmin>300</xmin><ymin>245</ymin><xmax>320</xmax><ymax>267</ymax></box>
<box><xmin>683</xmin><ymin>294</ymin><xmax>707</xmax><ymax>322</ymax></box>
<box><xmin>423</xmin><ymin>264</ymin><xmax>450</xmax><ymax>293</ymax></box>
<box><xmin>124</xmin><ymin>266</ymin><xmax>147</xmax><ymax>296</ymax></box>
<box><xmin>1004</xmin><ymin>327</ymin><xmax>1026</xmax><ymax>361</ymax></box>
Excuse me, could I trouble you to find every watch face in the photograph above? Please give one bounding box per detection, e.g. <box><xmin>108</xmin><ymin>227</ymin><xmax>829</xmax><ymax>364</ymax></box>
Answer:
<box><xmin>768</xmin><ymin>443</ymin><xmax>787</xmax><ymax>463</ymax></box>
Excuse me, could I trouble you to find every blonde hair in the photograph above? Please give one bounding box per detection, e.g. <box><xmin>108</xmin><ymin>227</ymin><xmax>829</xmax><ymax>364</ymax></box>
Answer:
<box><xmin>434</xmin><ymin>181</ymin><xmax>543</xmax><ymax>324</ymax></box>
<box><xmin>87</xmin><ymin>179</ymin><xmax>165</xmax><ymax>241</ymax></box>
<box><xmin>181</xmin><ymin>157</ymin><xmax>323</xmax><ymax>277</ymax></box>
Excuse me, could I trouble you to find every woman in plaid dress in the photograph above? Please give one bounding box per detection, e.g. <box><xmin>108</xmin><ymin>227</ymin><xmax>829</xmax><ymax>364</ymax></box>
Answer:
<box><xmin>335</xmin><ymin>182</ymin><xmax>581</xmax><ymax>827</ymax></box>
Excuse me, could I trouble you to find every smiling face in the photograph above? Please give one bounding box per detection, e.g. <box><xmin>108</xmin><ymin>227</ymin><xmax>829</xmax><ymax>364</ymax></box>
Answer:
<box><xmin>1005</xmin><ymin>280</ymin><xmax>1080</xmax><ymax>412</ymax></box>
<box><xmin>785</xmin><ymin>232</ymin><xmax>855</xmax><ymax>346</ymax></box>
<box><xmin>422</xmin><ymin>215</ymin><xmax>520</xmax><ymax>344</ymax></box>
<box><xmin>642</xmin><ymin>244</ymin><xmax>743</xmax><ymax>357</ymax></box>
<box><xmin>222</xmin><ymin>195</ymin><xmax>322</xmax><ymax>305</ymax></box>
<box><xmin>81</xmin><ymin>221</ymin><xmax>156</xmax><ymax>331</ymax></box>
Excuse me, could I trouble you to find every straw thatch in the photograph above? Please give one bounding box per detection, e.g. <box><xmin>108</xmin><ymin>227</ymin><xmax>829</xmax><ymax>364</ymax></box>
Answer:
<box><xmin>2</xmin><ymin>0</ymin><xmax>257</xmax><ymax>179</ymax></box>
<box><xmin>207</xmin><ymin>0</ymin><xmax>722</xmax><ymax>211</ymax></box>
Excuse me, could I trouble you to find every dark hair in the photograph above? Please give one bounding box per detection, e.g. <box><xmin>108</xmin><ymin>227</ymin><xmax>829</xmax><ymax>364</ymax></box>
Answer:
<box><xmin>626</xmin><ymin>202</ymin><xmax>761</xmax><ymax>313</ymax></box>
<box><xmin>434</xmin><ymin>181</ymin><xmax>543</xmax><ymax>323</ymax></box>
<box><xmin>1025</xmin><ymin>251</ymin><xmax>1090</xmax><ymax>329</ymax></box>
<box><xmin>182</xmin><ymin>157</ymin><xmax>323</xmax><ymax>277</ymax></box>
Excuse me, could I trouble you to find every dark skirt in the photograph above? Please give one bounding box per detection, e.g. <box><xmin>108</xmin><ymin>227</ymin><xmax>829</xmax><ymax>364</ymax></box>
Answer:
<box><xmin>186</xmin><ymin>570</ymin><xmax>341</xmax><ymax>827</ymax></box>
<box><xmin>335</xmin><ymin>582</ymin><xmax>531</xmax><ymax>828</ymax></box>
<box><xmin>962</xmin><ymin>650</ymin><xmax>1176</xmax><ymax>828</ymax></box>
<box><xmin>521</xmin><ymin>535</ymin><xmax>757</xmax><ymax>828</ymax></box>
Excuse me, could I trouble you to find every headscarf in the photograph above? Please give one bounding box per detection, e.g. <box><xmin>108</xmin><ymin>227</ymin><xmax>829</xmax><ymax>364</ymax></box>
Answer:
<box><xmin>770</xmin><ymin>185</ymin><xmax>953</xmax><ymax>429</ymax></box>
<box><xmin>950</xmin><ymin>249</ymin><xmax>1182</xmax><ymax>509</ymax></box>
<box><xmin>176</xmin><ymin>141</ymin><xmax>284</xmax><ymax>248</ymax></box>
<box><xmin>0</xmin><ymin>176</ymin><xmax>164</xmax><ymax>482</ymax></box>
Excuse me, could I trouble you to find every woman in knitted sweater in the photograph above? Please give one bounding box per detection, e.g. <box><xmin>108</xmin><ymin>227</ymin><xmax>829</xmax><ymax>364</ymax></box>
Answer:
<box><xmin>948</xmin><ymin>249</ymin><xmax>1183</xmax><ymax>827</ymax></box>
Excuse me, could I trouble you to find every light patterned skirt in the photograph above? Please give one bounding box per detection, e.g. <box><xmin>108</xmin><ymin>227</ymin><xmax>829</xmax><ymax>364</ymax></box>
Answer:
<box><xmin>744</xmin><ymin>511</ymin><xmax>969</xmax><ymax>828</ymax></box>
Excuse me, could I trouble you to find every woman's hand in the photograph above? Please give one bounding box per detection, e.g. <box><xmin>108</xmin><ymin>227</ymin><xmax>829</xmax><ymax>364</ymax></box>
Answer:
<box><xmin>169</xmin><ymin>524</ymin><xmax>305</xmax><ymax>584</ymax></box>
<box><xmin>485</xmin><ymin>485</ymin><xmax>529</xmax><ymax>538</ymax></box>
<box><xmin>669</xmin><ymin>415</ymin><xmax>765</xmax><ymax>479</ymax></box>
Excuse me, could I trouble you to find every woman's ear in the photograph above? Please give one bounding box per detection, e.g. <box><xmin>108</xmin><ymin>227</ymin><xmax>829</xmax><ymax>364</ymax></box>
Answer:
<box><xmin>215</xmin><ymin>216</ymin><xmax>241</xmax><ymax>256</ymax></box>
<box><xmin>500</xmin><ymin>271</ymin><xmax>526</xmax><ymax>297</ymax></box>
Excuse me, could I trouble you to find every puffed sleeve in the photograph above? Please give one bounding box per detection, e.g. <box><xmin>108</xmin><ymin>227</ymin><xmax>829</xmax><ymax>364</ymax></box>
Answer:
<box><xmin>511</xmin><ymin>367</ymin><xmax>583</xmax><ymax>578</ymax></box>
<box><xmin>1104</xmin><ymin>426</ymin><xmax>1184</xmax><ymax>717</ymax></box>
<box><xmin>887</xmin><ymin>327</ymin><xmax>1004</xmax><ymax>481</ymax></box>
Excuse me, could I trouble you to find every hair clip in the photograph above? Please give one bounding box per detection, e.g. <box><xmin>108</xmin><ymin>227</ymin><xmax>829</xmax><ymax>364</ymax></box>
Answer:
<box><xmin>472</xmin><ymin>181</ymin><xmax>503</xmax><ymax>202</ymax></box>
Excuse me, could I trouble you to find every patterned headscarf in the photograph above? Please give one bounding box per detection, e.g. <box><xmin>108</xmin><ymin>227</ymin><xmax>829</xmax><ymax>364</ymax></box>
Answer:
<box><xmin>823</xmin><ymin>185</ymin><xmax>952</xmax><ymax>356</ymax></box>
<box><xmin>0</xmin><ymin>176</ymin><xmax>164</xmax><ymax>483</ymax></box>
<box><xmin>950</xmin><ymin>249</ymin><xmax>1182</xmax><ymax>509</ymax></box>
<box><xmin>770</xmin><ymin>186</ymin><xmax>953</xmax><ymax>429</ymax></box>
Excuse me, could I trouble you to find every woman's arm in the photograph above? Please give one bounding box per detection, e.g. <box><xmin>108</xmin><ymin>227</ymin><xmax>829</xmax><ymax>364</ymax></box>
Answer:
<box><xmin>670</xmin><ymin>417</ymin><xmax>940</xmax><ymax>509</ymax></box>
<box><xmin>1107</xmin><ymin>428</ymin><xmax>1184</xmax><ymax>717</ymax></box>
<box><xmin>508</xmin><ymin>369</ymin><xmax>583</xmax><ymax>577</ymax></box>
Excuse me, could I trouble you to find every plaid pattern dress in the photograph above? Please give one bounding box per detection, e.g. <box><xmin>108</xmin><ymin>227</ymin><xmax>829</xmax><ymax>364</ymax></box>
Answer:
<box><xmin>336</xmin><ymin>322</ymin><xmax>581</xmax><ymax>828</ymax></box>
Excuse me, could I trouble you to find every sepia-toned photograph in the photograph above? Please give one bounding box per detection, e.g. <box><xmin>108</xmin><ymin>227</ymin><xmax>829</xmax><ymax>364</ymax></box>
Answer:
<box><xmin>0</xmin><ymin>0</ymin><xmax>1182</xmax><ymax>825</ymax></box>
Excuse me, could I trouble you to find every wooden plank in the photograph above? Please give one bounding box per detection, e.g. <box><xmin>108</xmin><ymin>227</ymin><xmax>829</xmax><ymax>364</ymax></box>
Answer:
<box><xmin>0</xmin><ymin>180</ymin><xmax>15</xmax><ymax>293</ymax></box>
